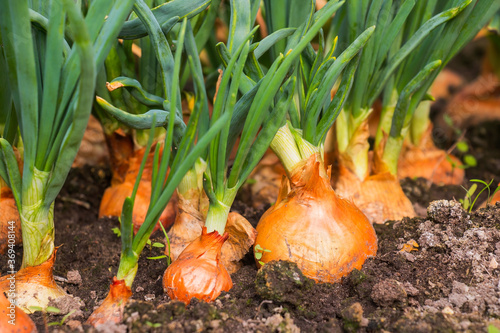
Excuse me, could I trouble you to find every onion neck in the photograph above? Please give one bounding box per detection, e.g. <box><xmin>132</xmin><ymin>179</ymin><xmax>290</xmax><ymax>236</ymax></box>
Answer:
<box><xmin>336</xmin><ymin>108</ymin><xmax>372</xmax><ymax>181</ymax></box>
<box><xmin>205</xmin><ymin>186</ymin><xmax>237</xmax><ymax>235</ymax></box>
<box><xmin>380</xmin><ymin>116</ymin><xmax>413</xmax><ymax>176</ymax></box>
<box><xmin>270</xmin><ymin>123</ymin><xmax>303</xmax><ymax>174</ymax></box>
<box><xmin>375</xmin><ymin>89</ymin><xmax>398</xmax><ymax>148</ymax></box>
<box><xmin>177</xmin><ymin>158</ymin><xmax>206</xmax><ymax>205</ymax></box>
<box><xmin>409</xmin><ymin>101</ymin><xmax>431</xmax><ymax>146</ymax></box>
<box><xmin>20</xmin><ymin>167</ymin><xmax>55</xmax><ymax>269</ymax></box>
<box><xmin>270</xmin><ymin>123</ymin><xmax>323</xmax><ymax>176</ymax></box>
<box><xmin>116</xmin><ymin>251</ymin><xmax>139</xmax><ymax>288</ymax></box>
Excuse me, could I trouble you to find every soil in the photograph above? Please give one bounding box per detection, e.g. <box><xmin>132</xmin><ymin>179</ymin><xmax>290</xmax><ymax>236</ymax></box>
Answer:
<box><xmin>2</xmin><ymin>40</ymin><xmax>500</xmax><ymax>333</ymax></box>
<box><xmin>2</xmin><ymin>117</ymin><xmax>500</xmax><ymax>332</ymax></box>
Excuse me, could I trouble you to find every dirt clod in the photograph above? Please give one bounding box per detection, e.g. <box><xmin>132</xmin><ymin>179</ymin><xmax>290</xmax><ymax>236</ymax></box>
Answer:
<box><xmin>370</xmin><ymin>279</ymin><xmax>407</xmax><ymax>307</ymax></box>
<box><xmin>67</xmin><ymin>270</ymin><xmax>83</xmax><ymax>285</ymax></box>
<box><xmin>255</xmin><ymin>260</ymin><xmax>315</xmax><ymax>306</ymax></box>
<box><xmin>427</xmin><ymin>199</ymin><xmax>467</xmax><ymax>224</ymax></box>
<box><xmin>48</xmin><ymin>295</ymin><xmax>85</xmax><ymax>319</ymax></box>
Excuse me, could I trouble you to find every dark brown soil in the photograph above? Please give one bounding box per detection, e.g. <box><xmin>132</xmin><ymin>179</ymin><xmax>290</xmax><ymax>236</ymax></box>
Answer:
<box><xmin>2</xmin><ymin>42</ymin><xmax>500</xmax><ymax>333</ymax></box>
<box><xmin>2</xmin><ymin>121</ymin><xmax>500</xmax><ymax>332</ymax></box>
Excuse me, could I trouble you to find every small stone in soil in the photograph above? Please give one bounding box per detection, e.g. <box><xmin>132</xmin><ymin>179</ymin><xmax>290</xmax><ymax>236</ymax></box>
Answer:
<box><xmin>427</xmin><ymin>200</ymin><xmax>466</xmax><ymax>224</ymax></box>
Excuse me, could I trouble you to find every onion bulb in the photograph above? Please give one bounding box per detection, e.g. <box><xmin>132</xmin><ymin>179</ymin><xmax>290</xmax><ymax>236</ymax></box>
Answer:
<box><xmin>0</xmin><ymin>187</ymin><xmax>23</xmax><ymax>254</ymax></box>
<box><xmin>0</xmin><ymin>291</ymin><xmax>37</xmax><ymax>333</ymax></box>
<box><xmin>165</xmin><ymin>195</ymin><xmax>257</xmax><ymax>274</ymax></box>
<box><xmin>398</xmin><ymin>124</ymin><xmax>464</xmax><ymax>185</ymax></box>
<box><xmin>99</xmin><ymin>139</ymin><xmax>176</xmax><ymax>233</ymax></box>
<box><xmin>0</xmin><ymin>252</ymin><xmax>66</xmax><ymax>313</ymax></box>
<box><xmin>163</xmin><ymin>227</ymin><xmax>232</xmax><ymax>304</ymax></box>
<box><xmin>335</xmin><ymin>162</ymin><xmax>416</xmax><ymax>224</ymax></box>
<box><xmin>166</xmin><ymin>193</ymin><xmax>256</xmax><ymax>274</ymax></box>
<box><xmin>86</xmin><ymin>277</ymin><xmax>132</xmax><ymax>327</ymax></box>
<box><xmin>445</xmin><ymin>72</ymin><xmax>500</xmax><ymax>128</ymax></box>
<box><xmin>255</xmin><ymin>154</ymin><xmax>377</xmax><ymax>283</ymax></box>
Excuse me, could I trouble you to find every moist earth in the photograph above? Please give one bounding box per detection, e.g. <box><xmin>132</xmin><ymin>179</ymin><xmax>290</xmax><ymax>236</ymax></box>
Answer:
<box><xmin>2</xmin><ymin>147</ymin><xmax>500</xmax><ymax>332</ymax></box>
<box><xmin>1</xmin><ymin>117</ymin><xmax>500</xmax><ymax>333</ymax></box>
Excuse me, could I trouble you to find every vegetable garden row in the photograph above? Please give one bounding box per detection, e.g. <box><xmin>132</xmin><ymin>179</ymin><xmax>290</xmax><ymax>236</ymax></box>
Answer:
<box><xmin>1</xmin><ymin>0</ymin><xmax>499</xmax><ymax>332</ymax></box>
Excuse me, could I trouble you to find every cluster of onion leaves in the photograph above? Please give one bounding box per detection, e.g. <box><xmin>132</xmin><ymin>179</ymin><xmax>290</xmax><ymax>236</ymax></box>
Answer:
<box><xmin>0</xmin><ymin>0</ymin><xmax>135</xmax><ymax>313</ymax></box>
<box><xmin>292</xmin><ymin>0</ymin><xmax>500</xmax><ymax>224</ymax></box>
<box><xmin>375</xmin><ymin>0</ymin><xmax>500</xmax><ymax>179</ymax></box>
<box><xmin>91</xmin><ymin>0</ymin><xmax>218</xmax><ymax>234</ymax></box>
<box><xmin>93</xmin><ymin>0</ymin><xmax>215</xmax><ymax>141</ymax></box>
<box><xmin>200</xmin><ymin>0</ymin><xmax>356</xmax><ymax>234</ymax></box>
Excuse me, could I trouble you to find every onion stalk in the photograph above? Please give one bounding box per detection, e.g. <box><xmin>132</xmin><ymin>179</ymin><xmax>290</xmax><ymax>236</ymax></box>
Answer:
<box><xmin>0</xmin><ymin>0</ymin><xmax>134</xmax><ymax>312</ymax></box>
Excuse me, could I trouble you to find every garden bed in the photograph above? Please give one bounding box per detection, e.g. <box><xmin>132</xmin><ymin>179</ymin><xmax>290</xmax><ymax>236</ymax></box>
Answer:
<box><xmin>2</xmin><ymin>119</ymin><xmax>500</xmax><ymax>332</ymax></box>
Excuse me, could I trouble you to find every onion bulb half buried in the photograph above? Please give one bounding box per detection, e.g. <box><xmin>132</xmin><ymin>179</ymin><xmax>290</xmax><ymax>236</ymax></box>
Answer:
<box><xmin>86</xmin><ymin>277</ymin><xmax>132</xmax><ymax>326</ymax></box>
<box><xmin>163</xmin><ymin>227</ymin><xmax>232</xmax><ymax>304</ymax></box>
<box><xmin>255</xmin><ymin>154</ymin><xmax>377</xmax><ymax>283</ymax></box>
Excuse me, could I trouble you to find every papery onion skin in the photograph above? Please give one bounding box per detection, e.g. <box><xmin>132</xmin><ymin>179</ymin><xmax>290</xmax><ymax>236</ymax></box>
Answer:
<box><xmin>99</xmin><ymin>144</ymin><xmax>177</xmax><ymax>233</ymax></box>
<box><xmin>398</xmin><ymin>124</ymin><xmax>464</xmax><ymax>185</ymax></box>
<box><xmin>335</xmin><ymin>164</ymin><xmax>416</xmax><ymax>224</ymax></box>
<box><xmin>255</xmin><ymin>154</ymin><xmax>377</xmax><ymax>283</ymax></box>
<box><xmin>166</xmin><ymin>196</ymin><xmax>256</xmax><ymax>274</ymax></box>
<box><xmin>0</xmin><ymin>291</ymin><xmax>37</xmax><ymax>333</ymax></box>
<box><xmin>163</xmin><ymin>227</ymin><xmax>232</xmax><ymax>304</ymax></box>
<box><xmin>86</xmin><ymin>277</ymin><xmax>132</xmax><ymax>327</ymax></box>
<box><xmin>0</xmin><ymin>252</ymin><xmax>66</xmax><ymax>313</ymax></box>
<box><xmin>0</xmin><ymin>187</ymin><xmax>23</xmax><ymax>254</ymax></box>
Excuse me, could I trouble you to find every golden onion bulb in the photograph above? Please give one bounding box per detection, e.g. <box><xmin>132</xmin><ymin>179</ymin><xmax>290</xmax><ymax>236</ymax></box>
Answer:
<box><xmin>255</xmin><ymin>154</ymin><xmax>377</xmax><ymax>283</ymax></box>
<box><xmin>163</xmin><ymin>227</ymin><xmax>232</xmax><ymax>304</ymax></box>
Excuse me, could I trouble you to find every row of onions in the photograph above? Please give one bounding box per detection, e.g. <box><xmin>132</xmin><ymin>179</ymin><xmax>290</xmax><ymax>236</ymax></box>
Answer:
<box><xmin>88</xmin><ymin>0</ymin><xmax>355</xmax><ymax>323</ymax></box>
<box><xmin>0</xmin><ymin>0</ymin><xmax>136</xmax><ymax>317</ymax></box>
<box><xmin>328</xmin><ymin>0</ymin><xmax>500</xmax><ymax>224</ymax></box>
<box><xmin>1</xmin><ymin>0</ymin><xmax>499</xmax><ymax>330</ymax></box>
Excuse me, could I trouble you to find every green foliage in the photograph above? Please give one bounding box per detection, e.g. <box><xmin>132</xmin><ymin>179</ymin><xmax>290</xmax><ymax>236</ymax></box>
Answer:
<box><xmin>48</xmin><ymin>310</ymin><xmax>76</xmax><ymax>327</ymax></box>
<box><xmin>145</xmin><ymin>321</ymin><xmax>162</xmax><ymax>328</ymax></box>
<box><xmin>254</xmin><ymin>244</ymin><xmax>271</xmax><ymax>266</ymax></box>
<box><xmin>489</xmin><ymin>324</ymin><xmax>500</xmax><ymax>333</ymax></box>
<box><xmin>30</xmin><ymin>306</ymin><xmax>75</xmax><ymax>328</ymax></box>
<box><xmin>460</xmin><ymin>179</ymin><xmax>499</xmax><ymax>213</ymax></box>
<box><xmin>112</xmin><ymin>227</ymin><xmax>122</xmax><ymax>238</ymax></box>
<box><xmin>0</xmin><ymin>0</ymin><xmax>135</xmax><ymax>268</ymax></box>
<box><xmin>443</xmin><ymin>115</ymin><xmax>478</xmax><ymax>170</ymax></box>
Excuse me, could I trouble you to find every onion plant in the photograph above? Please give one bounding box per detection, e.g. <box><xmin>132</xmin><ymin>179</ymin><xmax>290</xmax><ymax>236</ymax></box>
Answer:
<box><xmin>0</xmin><ymin>0</ymin><xmax>134</xmax><ymax>312</ymax></box>
<box><xmin>93</xmin><ymin>0</ymin><xmax>214</xmax><ymax>234</ymax></box>
<box><xmin>327</xmin><ymin>0</ymin><xmax>476</xmax><ymax>223</ymax></box>
<box><xmin>87</xmin><ymin>1</ymin><xmax>230</xmax><ymax>325</ymax></box>
<box><xmin>377</xmin><ymin>0</ymin><xmax>500</xmax><ymax>185</ymax></box>
<box><xmin>239</xmin><ymin>0</ymin><xmax>378</xmax><ymax>284</ymax></box>
<box><xmin>163</xmin><ymin>0</ymin><xmax>348</xmax><ymax>304</ymax></box>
